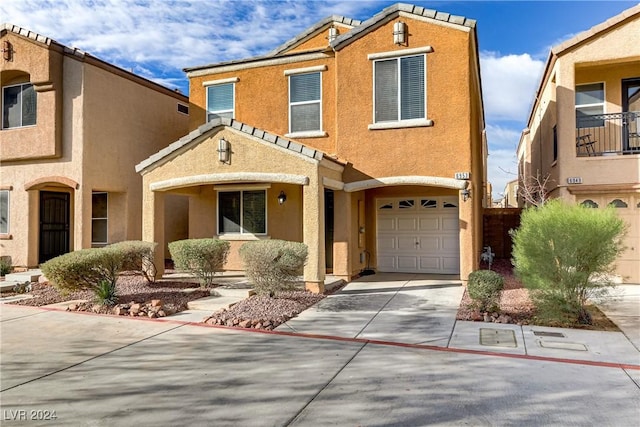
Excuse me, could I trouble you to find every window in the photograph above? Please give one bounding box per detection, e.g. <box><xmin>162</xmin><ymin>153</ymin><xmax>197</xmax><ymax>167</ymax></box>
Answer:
<box><xmin>92</xmin><ymin>192</ymin><xmax>108</xmax><ymax>245</ymax></box>
<box><xmin>2</xmin><ymin>83</ymin><xmax>37</xmax><ymax>129</ymax></box>
<box><xmin>207</xmin><ymin>83</ymin><xmax>234</xmax><ymax>122</ymax></box>
<box><xmin>609</xmin><ymin>199</ymin><xmax>628</xmax><ymax>208</ymax></box>
<box><xmin>218</xmin><ymin>190</ymin><xmax>266</xmax><ymax>235</ymax></box>
<box><xmin>581</xmin><ymin>199</ymin><xmax>598</xmax><ymax>208</ymax></box>
<box><xmin>576</xmin><ymin>83</ymin><xmax>604</xmax><ymax>128</ymax></box>
<box><xmin>552</xmin><ymin>125</ymin><xmax>558</xmax><ymax>162</ymax></box>
<box><xmin>374</xmin><ymin>55</ymin><xmax>425</xmax><ymax>123</ymax></box>
<box><xmin>398</xmin><ymin>199</ymin><xmax>415</xmax><ymax>209</ymax></box>
<box><xmin>289</xmin><ymin>72</ymin><xmax>321</xmax><ymax>133</ymax></box>
<box><xmin>0</xmin><ymin>190</ymin><xmax>9</xmax><ymax>234</ymax></box>
<box><xmin>421</xmin><ymin>199</ymin><xmax>437</xmax><ymax>208</ymax></box>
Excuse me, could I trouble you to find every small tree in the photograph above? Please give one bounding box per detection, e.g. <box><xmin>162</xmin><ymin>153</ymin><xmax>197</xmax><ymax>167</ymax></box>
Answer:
<box><xmin>168</xmin><ymin>239</ymin><xmax>230</xmax><ymax>286</ymax></box>
<box><xmin>240</xmin><ymin>240</ymin><xmax>308</xmax><ymax>297</ymax></box>
<box><xmin>512</xmin><ymin>200</ymin><xmax>626</xmax><ymax>324</ymax></box>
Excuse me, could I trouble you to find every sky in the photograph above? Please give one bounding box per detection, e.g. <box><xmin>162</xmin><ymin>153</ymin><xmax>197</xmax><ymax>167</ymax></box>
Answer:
<box><xmin>2</xmin><ymin>0</ymin><xmax>638</xmax><ymax>199</ymax></box>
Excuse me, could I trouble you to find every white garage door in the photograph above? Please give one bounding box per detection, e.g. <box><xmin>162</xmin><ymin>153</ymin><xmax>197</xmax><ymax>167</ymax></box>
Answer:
<box><xmin>377</xmin><ymin>196</ymin><xmax>460</xmax><ymax>274</ymax></box>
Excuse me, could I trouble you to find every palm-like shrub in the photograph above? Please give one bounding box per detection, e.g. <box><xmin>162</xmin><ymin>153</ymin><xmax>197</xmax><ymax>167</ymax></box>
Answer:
<box><xmin>512</xmin><ymin>200</ymin><xmax>626</xmax><ymax>324</ymax></box>
<box><xmin>168</xmin><ymin>239</ymin><xmax>230</xmax><ymax>286</ymax></box>
<box><xmin>240</xmin><ymin>240</ymin><xmax>308</xmax><ymax>297</ymax></box>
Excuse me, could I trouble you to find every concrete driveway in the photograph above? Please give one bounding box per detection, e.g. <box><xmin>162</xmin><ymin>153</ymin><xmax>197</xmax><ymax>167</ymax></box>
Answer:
<box><xmin>1</xmin><ymin>274</ymin><xmax>639</xmax><ymax>426</ymax></box>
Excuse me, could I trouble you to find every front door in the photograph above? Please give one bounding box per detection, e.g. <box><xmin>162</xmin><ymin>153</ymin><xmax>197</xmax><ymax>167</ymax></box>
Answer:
<box><xmin>39</xmin><ymin>191</ymin><xmax>70</xmax><ymax>263</ymax></box>
<box><xmin>622</xmin><ymin>78</ymin><xmax>640</xmax><ymax>152</ymax></box>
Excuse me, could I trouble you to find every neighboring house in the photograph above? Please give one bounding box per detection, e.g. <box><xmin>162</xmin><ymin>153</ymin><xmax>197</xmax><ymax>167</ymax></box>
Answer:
<box><xmin>500</xmin><ymin>179</ymin><xmax>519</xmax><ymax>208</ymax></box>
<box><xmin>518</xmin><ymin>4</ymin><xmax>640</xmax><ymax>283</ymax></box>
<box><xmin>136</xmin><ymin>3</ymin><xmax>487</xmax><ymax>292</ymax></box>
<box><xmin>0</xmin><ymin>24</ymin><xmax>189</xmax><ymax>267</ymax></box>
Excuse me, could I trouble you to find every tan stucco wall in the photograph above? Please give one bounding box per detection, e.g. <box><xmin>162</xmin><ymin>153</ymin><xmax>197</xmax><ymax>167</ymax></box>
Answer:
<box><xmin>286</xmin><ymin>23</ymin><xmax>354</xmax><ymax>54</ymax></box>
<box><xmin>1</xmin><ymin>35</ymin><xmax>189</xmax><ymax>267</ymax></box>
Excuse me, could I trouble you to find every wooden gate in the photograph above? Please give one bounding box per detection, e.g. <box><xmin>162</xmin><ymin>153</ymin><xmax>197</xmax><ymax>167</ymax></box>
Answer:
<box><xmin>483</xmin><ymin>208</ymin><xmax>522</xmax><ymax>259</ymax></box>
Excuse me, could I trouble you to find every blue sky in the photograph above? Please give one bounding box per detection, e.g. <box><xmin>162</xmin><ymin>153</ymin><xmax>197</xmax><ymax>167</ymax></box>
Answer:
<box><xmin>2</xmin><ymin>0</ymin><xmax>637</xmax><ymax>198</ymax></box>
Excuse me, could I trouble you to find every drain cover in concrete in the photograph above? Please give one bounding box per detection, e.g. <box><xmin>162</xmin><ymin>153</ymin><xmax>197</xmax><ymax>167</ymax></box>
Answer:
<box><xmin>479</xmin><ymin>328</ymin><xmax>517</xmax><ymax>348</ymax></box>
<box><xmin>538</xmin><ymin>341</ymin><xmax>588</xmax><ymax>351</ymax></box>
<box><xmin>533</xmin><ymin>330</ymin><xmax>565</xmax><ymax>338</ymax></box>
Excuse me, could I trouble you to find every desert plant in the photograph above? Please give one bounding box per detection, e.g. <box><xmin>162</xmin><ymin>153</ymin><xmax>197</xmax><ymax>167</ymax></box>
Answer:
<box><xmin>512</xmin><ymin>200</ymin><xmax>626</xmax><ymax>324</ymax></box>
<box><xmin>41</xmin><ymin>247</ymin><xmax>125</xmax><ymax>297</ymax></box>
<box><xmin>108</xmin><ymin>240</ymin><xmax>158</xmax><ymax>283</ymax></box>
<box><xmin>168</xmin><ymin>238</ymin><xmax>230</xmax><ymax>286</ymax></box>
<box><xmin>240</xmin><ymin>240</ymin><xmax>308</xmax><ymax>297</ymax></box>
<box><xmin>0</xmin><ymin>258</ymin><xmax>11</xmax><ymax>276</ymax></box>
<box><xmin>94</xmin><ymin>279</ymin><xmax>118</xmax><ymax>306</ymax></box>
<box><xmin>467</xmin><ymin>270</ymin><xmax>504</xmax><ymax>312</ymax></box>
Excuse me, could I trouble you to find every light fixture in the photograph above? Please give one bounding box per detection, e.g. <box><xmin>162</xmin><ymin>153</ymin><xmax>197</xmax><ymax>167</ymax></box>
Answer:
<box><xmin>393</xmin><ymin>21</ymin><xmax>406</xmax><ymax>45</ymax></box>
<box><xmin>461</xmin><ymin>188</ymin><xmax>471</xmax><ymax>202</ymax></box>
<box><xmin>328</xmin><ymin>27</ymin><xmax>339</xmax><ymax>43</ymax></box>
<box><xmin>278</xmin><ymin>191</ymin><xmax>287</xmax><ymax>205</ymax></box>
<box><xmin>218</xmin><ymin>138</ymin><xmax>230</xmax><ymax>163</ymax></box>
<box><xmin>2</xmin><ymin>41</ymin><xmax>13</xmax><ymax>61</ymax></box>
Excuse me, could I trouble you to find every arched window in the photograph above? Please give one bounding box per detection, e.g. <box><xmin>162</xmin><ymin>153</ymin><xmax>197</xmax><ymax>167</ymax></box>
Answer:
<box><xmin>609</xmin><ymin>199</ymin><xmax>627</xmax><ymax>208</ymax></box>
<box><xmin>580</xmin><ymin>199</ymin><xmax>598</xmax><ymax>208</ymax></box>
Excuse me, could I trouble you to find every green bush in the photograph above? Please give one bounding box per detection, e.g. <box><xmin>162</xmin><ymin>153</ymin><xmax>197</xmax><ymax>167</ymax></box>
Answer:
<box><xmin>95</xmin><ymin>280</ymin><xmax>118</xmax><ymax>306</ymax></box>
<box><xmin>41</xmin><ymin>247</ymin><xmax>125</xmax><ymax>296</ymax></box>
<box><xmin>168</xmin><ymin>238</ymin><xmax>230</xmax><ymax>286</ymax></box>
<box><xmin>240</xmin><ymin>240</ymin><xmax>308</xmax><ymax>297</ymax></box>
<box><xmin>467</xmin><ymin>270</ymin><xmax>504</xmax><ymax>312</ymax></box>
<box><xmin>512</xmin><ymin>200</ymin><xmax>626</xmax><ymax>324</ymax></box>
<box><xmin>108</xmin><ymin>241</ymin><xmax>158</xmax><ymax>283</ymax></box>
<box><xmin>0</xmin><ymin>258</ymin><xmax>11</xmax><ymax>276</ymax></box>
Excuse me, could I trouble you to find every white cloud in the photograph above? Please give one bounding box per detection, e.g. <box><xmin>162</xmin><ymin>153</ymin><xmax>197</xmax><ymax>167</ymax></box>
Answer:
<box><xmin>488</xmin><ymin>148</ymin><xmax>518</xmax><ymax>201</ymax></box>
<box><xmin>480</xmin><ymin>52</ymin><xmax>544</xmax><ymax>122</ymax></box>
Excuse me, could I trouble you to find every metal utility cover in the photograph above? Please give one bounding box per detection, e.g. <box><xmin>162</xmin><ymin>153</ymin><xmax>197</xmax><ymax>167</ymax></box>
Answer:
<box><xmin>479</xmin><ymin>328</ymin><xmax>518</xmax><ymax>348</ymax></box>
<box><xmin>533</xmin><ymin>330</ymin><xmax>566</xmax><ymax>338</ymax></box>
<box><xmin>538</xmin><ymin>341</ymin><xmax>588</xmax><ymax>351</ymax></box>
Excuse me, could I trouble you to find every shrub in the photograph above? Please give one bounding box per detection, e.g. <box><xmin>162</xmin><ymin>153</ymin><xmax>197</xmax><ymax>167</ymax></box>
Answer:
<box><xmin>108</xmin><ymin>241</ymin><xmax>158</xmax><ymax>283</ymax></box>
<box><xmin>240</xmin><ymin>240</ymin><xmax>308</xmax><ymax>297</ymax></box>
<box><xmin>512</xmin><ymin>200</ymin><xmax>626</xmax><ymax>324</ymax></box>
<box><xmin>467</xmin><ymin>270</ymin><xmax>504</xmax><ymax>312</ymax></box>
<box><xmin>95</xmin><ymin>280</ymin><xmax>118</xmax><ymax>306</ymax></box>
<box><xmin>41</xmin><ymin>247</ymin><xmax>125</xmax><ymax>296</ymax></box>
<box><xmin>168</xmin><ymin>239</ymin><xmax>230</xmax><ymax>286</ymax></box>
<box><xmin>0</xmin><ymin>258</ymin><xmax>11</xmax><ymax>276</ymax></box>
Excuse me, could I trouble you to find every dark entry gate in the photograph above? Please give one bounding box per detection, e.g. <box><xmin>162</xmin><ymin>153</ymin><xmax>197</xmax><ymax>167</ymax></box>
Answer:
<box><xmin>39</xmin><ymin>191</ymin><xmax>70</xmax><ymax>263</ymax></box>
<box><xmin>483</xmin><ymin>208</ymin><xmax>522</xmax><ymax>259</ymax></box>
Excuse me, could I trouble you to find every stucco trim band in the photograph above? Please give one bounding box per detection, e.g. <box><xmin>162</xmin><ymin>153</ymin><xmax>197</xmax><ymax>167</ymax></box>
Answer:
<box><xmin>323</xmin><ymin>177</ymin><xmax>345</xmax><ymax>190</ymax></box>
<box><xmin>343</xmin><ymin>176</ymin><xmax>468</xmax><ymax>192</ymax></box>
<box><xmin>367</xmin><ymin>46</ymin><xmax>434</xmax><ymax>60</ymax></box>
<box><xmin>284</xmin><ymin>65</ymin><xmax>328</xmax><ymax>76</ymax></box>
<box><xmin>368</xmin><ymin>119</ymin><xmax>434</xmax><ymax>130</ymax></box>
<box><xmin>202</xmin><ymin>77</ymin><xmax>239</xmax><ymax>86</ymax></box>
<box><xmin>149</xmin><ymin>173</ymin><xmax>310</xmax><ymax>192</ymax></box>
<box><xmin>24</xmin><ymin>176</ymin><xmax>79</xmax><ymax>190</ymax></box>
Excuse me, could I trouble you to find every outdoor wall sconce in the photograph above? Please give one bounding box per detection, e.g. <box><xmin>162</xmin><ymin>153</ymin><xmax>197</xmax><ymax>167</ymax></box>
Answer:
<box><xmin>278</xmin><ymin>191</ymin><xmax>287</xmax><ymax>205</ymax></box>
<box><xmin>393</xmin><ymin>22</ymin><xmax>406</xmax><ymax>45</ymax></box>
<box><xmin>2</xmin><ymin>41</ymin><xmax>13</xmax><ymax>61</ymax></box>
<box><xmin>328</xmin><ymin>27</ymin><xmax>339</xmax><ymax>43</ymax></box>
<box><xmin>461</xmin><ymin>188</ymin><xmax>471</xmax><ymax>202</ymax></box>
<box><xmin>218</xmin><ymin>138</ymin><xmax>230</xmax><ymax>163</ymax></box>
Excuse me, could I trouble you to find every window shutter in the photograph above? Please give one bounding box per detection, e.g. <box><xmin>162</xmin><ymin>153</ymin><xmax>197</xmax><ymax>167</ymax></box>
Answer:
<box><xmin>400</xmin><ymin>55</ymin><xmax>425</xmax><ymax>120</ymax></box>
<box><xmin>375</xmin><ymin>59</ymin><xmax>398</xmax><ymax>122</ymax></box>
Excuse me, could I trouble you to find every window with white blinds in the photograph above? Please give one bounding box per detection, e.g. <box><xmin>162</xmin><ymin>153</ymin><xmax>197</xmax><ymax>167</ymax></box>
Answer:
<box><xmin>207</xmin><ymin>83</ymin><xmax>234</xmax><ymax>122</ymax></box>
<box><xmin>289</xmin><ymin>72</ymin><xmax>321</xmax><ymax>133</ymax></box>
<box><xmin>374</xmin><ymin>55</ymin><xmax>425</xmax><ymax>123</ymax></box>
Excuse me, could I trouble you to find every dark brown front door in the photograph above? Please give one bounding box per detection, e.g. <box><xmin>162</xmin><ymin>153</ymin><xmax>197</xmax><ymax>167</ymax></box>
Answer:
<box><xmin>39</xmin><ymin>191</ymin><xmax>70</xmax><ymax>263</ymax></box>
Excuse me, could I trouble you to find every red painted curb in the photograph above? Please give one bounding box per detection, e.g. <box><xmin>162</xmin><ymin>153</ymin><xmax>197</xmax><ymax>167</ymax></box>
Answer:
<box><xmin>5</xmin><ymin>304</ymin><xmax>640</xmax><ymax>371</ymax></box>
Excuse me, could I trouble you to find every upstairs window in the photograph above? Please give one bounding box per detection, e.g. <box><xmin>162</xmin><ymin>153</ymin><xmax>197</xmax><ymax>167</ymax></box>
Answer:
<box><xmin>0</xmin><ymin>190</ymin><xmax>9</xmax><ymax>234</ymax></box>
<box><xmin>374</xmin><ymin>55</ymin><xmax>425</xmax><ymax>123</ymax></box>
<box><xmin>289</xmin><ymin>72</ymin><xmax>321</xmax><ymax>133</ymax></box>
<box><xmin>92</xmin><ymin>192</ymin><xmax>108</xmax><ymax>246</ymax></box>
<box><xmin>2</xmin><ymin>83</ymin><xmax>37</xmax><ymax>129</ymax></box>
<box><xmin>576</xmin><ymin>83</ymin><xmax>604</xmax><ymax>128</ymax></box>
<box><xmin>207</xmin><ymin>83</ymin><xmax>234</xmax><ymax>122</ymax></box>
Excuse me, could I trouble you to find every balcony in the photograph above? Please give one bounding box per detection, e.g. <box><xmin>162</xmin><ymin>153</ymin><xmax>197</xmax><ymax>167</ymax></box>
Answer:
<box><xmin>576</xmin><ymin>111</ymin><xmax>640</xmax><ymax>156</ymax></box>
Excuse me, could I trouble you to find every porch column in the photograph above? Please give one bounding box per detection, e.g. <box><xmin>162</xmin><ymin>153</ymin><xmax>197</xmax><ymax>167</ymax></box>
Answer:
<box><xmin>332</xmin><ymin>190</ymin><xmax>352</xmax><ymax>281</ymax></box>
<box><xmin>142</xmin><ymin>188</ymin><xmax>165</xmax><ymax>280</ymax></box>
<box><xmin>303</xmin><ymin>175</ymin><xmax>325</xmax><ymax>293</ymax></box>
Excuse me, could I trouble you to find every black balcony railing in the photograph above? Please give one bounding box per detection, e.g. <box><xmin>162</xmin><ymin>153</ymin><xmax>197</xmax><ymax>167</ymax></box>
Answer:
<box><xmin>576</xmin><ymin>111</ymin><xmax>640</xmax><ymax>156</ymax></box>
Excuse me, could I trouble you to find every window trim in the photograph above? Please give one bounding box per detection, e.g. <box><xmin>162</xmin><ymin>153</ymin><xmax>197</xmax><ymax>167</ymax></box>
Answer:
<box><xmin>575</xmin><ymin>82</ymin><xmax>605</xmax><ymax>128</ymax></box>
<box><xmin>371</xmin><ymin>53</ymin><xmax>428</xmax><ymax>127</ymax></box>
<box><xmin>205</xmin><ymin>81</ymin><xmax>235</xmax><ymax>122</ymax></box>
<box><xmin>288</xmin><ymin>71</ymin><xmax>323</xmax><ymax>135</ymax></box>
<box><xmin>0</xmin><ymin>189</ymin><xmax>10</xmax><ymax>237</ymax></box>
<box><xmin>91</xmin><ymin>192</ymin><xmax>108</xmax><ymax>245</ymax></box>
<box><xmin>2</xmin><ymin>82</ymin><xmax>37</xmax><ymax>129</ymax></box>
<box><xmin>217</xmin><ymin>189</ymin><xmax>268</xmax><ymax>236</ymax></box>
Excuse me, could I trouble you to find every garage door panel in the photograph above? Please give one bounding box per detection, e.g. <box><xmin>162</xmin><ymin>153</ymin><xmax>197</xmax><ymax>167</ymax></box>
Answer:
<box><xmin>377</xmin><ymin>236</ymin><xmax>396</xmax><ymax>251</ymax></box>
<box><xmin>442</xmin><ymin>236</ymin><xmax>459</xmax><ymax>252</ymax></box>
<box><xmin>397</xmin><ymin>236</ymin><xmax>417</xmax><ymax>251</ymax></box>
<box><xmin>398</xmin><ymin>257</ymin><xmax>418</xmax><ymax>269</ymax></box>
<box><xmin>419</xmin><ymin>236</ymin><xmax>440</xmax><ymax>251</ymax></box>
<box><xmin>442</xmin><ymin>257</ymin><xmax>460</xmax><ymax>272</ymax></box>
<box><xmin>378</xmin><ymin>217</ymin><xmax>396</xmax><ymax>231</ymax></box>
<box><xmin>419</xmin><ymin>257</ymin><xmax>440</xmax><ymax>270</ymax></box>
<box><xmin>397</xmin><ymin>217</ymin><xmax>418</xmax><ymax>231</ymax></box>
<box><xmin>419</xmin><ymin>217</ymin><xmax>440</xmax><ymax>231</ymax></box>
<box><xmin>442</xmin><ymin>217</ymin><xmax>459</xmax><ymax>231</ymax></box>
<box><xmin>378</xmin><ymin>256</ymin><xmax>396</xmax><ymax>270</ymax></box>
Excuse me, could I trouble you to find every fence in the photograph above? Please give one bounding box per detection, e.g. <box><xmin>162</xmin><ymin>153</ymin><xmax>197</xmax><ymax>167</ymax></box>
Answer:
<box><xmin>483</xmin><ymin>208</ymin><xmax>522</xmax><ymax>259</ymax></box>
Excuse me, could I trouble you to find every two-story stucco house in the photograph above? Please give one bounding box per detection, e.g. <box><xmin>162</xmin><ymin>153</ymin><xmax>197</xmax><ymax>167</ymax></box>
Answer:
<box><xmin>136</xmin><ymin>3</ymin><xmax>487</xmax><ymax>292</ymax></box>
<box><xmin>0</xmin><ymin>24</ymin><xmax>190</xmax><ymax>267</ymax></box>
<box><xmin>518</xmin><ymin>4</ymin><xmax>640</xmax><ymax>283</ymax></box>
